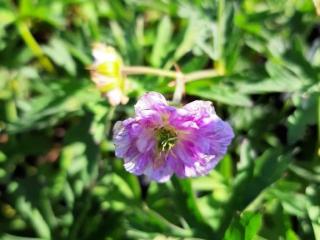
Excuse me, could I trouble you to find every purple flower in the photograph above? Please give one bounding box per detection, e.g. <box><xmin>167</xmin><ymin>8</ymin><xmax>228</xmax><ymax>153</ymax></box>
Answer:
<box><xmin>113</xmin><ymin>92</ymin><xmax>234</xmax><ymax>182</ymax></box>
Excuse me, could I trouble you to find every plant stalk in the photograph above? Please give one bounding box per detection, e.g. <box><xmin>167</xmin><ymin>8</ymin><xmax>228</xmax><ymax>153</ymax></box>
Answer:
<box><xmin>122</xmin><ymin>66</ymin><xmax>219</xmax><ymax>83</ymax></box>
<box><xmin>17</xmin><ymin>21</ymin><xmax>55</xmax><ymax>73</ymax></box>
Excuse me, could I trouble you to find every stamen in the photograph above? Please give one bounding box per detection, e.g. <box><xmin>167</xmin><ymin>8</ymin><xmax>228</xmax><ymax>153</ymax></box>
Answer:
<box><xmin>156</xmin><ymin>127</ymin><xmax>177</xmax><ymax>152</ymax></box>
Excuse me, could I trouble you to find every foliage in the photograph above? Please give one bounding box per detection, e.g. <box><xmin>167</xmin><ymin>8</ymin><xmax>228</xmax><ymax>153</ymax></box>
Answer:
<box><xmin>0</xmin><ymin>0</ymin><xmax>319</xmax><ymax>239</ymax></box>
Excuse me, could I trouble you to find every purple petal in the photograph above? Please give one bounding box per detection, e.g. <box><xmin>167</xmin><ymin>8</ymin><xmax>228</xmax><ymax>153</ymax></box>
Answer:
<box><xmin>196</xmin><ymin>119</ymin><xmax>234</xmax><ymax>157</ymax></box>
<box><xmin>167</xmin><ymin>153</ymin><xmax>185</xmax><ymax>177</ymax></box>
<box><xmin>169</xmin><ymin>109</ymin><xmax>198</xmax><ymax>130</ymax></box>
<box><xmin>113</xmin><ymin>121</ymin><xmax>131</xmax><ymax>158</ymax></box>
<box><xmin>124</xmin><ymin>151</ymin><xmax>151</xmax><ymax>175</ymax></box>
<box><xmin>135</xmin><ymin>92</ymin><xmax>168</xmax><ymax>117</ymax></box>
<box><xmin>172</xmin><ymin>142</ymin><xmax>218</xmax><ymax>177</ymax></box>
<box><xmin>136</xmin><ymin>130</ymin><xmax>155</xmax><ymax>153</ymax></box>
<box><xmin>183</xmin><ymin>100</ymin><xmax>216</xmax><ymax>120</ymax></box>
<box><xmin>144</xmin><ymin>161</ymin><xmax>174</xmax><ymax>183</ymax></box>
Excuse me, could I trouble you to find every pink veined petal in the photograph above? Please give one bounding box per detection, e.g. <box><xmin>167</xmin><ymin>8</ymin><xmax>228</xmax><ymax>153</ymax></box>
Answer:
<box><xmin>172</xmin><ymin>138</ymin><xmax>222</xmax><ymax>178</ymax></box>
<box><xmin>124</xmin><ymin>151</ymin><xmax>151</xmax><ymax>175</ymax></box>
<box><xmin>183</xmin><ymin>100</ymin><xmax>216</xmax><ymax>118</ymax></box>
<box><xmin>197</xmin><ymin>119</ymin><xmax>234</xmax><ymax>157</ymax></box>
<box><xmin>136</xmin><ymin>130</ymin><xmax>155</xmax><ymax>153</ymax></box>
<box><xmin>113</xmin><ymin>121</ymin><xmax>131</xmax><ymax>158</ymax></box>
<box><xmin>134</xmin><ymin>92</ymin><xmax>168</xmax><ymax>117</ymax></box>
<box><xmin>173</xmin><ymin>141</ymin><xmax>198</xmax><ymax>166</ymax></box>
<box><xmin>144</xmin><ymin>158</ymin><xmax>174</xmax><ymax>183</ymax></box>
<box><xmin>170</xmin><ymin>148</ymin><xmax>218</xmax><ymax>178</ymax></box>
<box><xmin>167</xmin><ymin>153</ymin><xmax>185</xmax><ymax>178</ymax></box>
<box><xmin>169</xmin><ymin>109</ymin><xmax>198</xmax><ymax>130</ymax></box>
<box><xmin>192</xmin><ymin>153</ymin><xmax>219</xmax><ymax>176</ymax></box>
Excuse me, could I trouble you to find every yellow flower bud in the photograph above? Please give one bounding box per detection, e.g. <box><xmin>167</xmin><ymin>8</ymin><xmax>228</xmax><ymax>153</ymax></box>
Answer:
<box><xmin>90</xmin><ymin>43</ymin><xmax>128</xmax><ymax>106</ymax></box>
<box><xmin>314</xmin><ymin>0</ymin><xmax>320</xmax><ymax>15</ymax></box>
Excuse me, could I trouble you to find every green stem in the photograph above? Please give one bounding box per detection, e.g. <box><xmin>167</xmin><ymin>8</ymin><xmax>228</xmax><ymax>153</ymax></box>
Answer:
<box><xmin>105</xmin><ymin>106</ymin><xmax>116</xmax><ymax>136</ymax></box>
<box><xmin>68</xmin><ymin>191</ymin><xmax>92</xmax><ymax>240</ymax></box>
<box><xmin>16</xmin><ymin>21</ymin><xmax>54</xmax><ymax>73</ymax></box>
<box><xmin>122</xmin><ymin>66</ymin><xmax>219</xmax><ymax>83</ymax></box>
<box><xmin>172</xmin><ymin>71</ymin><xmax>185</xmax><ymax>104</ymax></box>
<box><xmin>185</xmin><ymin>70</ymin><xmax>219</xmax><ymax>82</ymax></box>
<box><xmin>122</xmin><ymin>66</ymin><xmax>177</xmax><ymax>78</ymax></box>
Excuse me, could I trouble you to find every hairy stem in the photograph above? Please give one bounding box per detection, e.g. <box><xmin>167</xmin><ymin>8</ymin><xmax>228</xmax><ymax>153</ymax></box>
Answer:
<box><xmin>122</xmin><ymin>66</ymin><xmax>177</xmax><ymax>78</ymax></box>
<box><xmin>172</xmin><ymin>70</ymin><xmax>185</xmax><ymax>104</ymax></box>
<box><xmin>185</xmin><ymin>69</ymin><xmax>219</xmax><ymax>82</ymax></box>
<box><xmin>122</xmin><ymin>66</ymin><xmax>220</xmax><ymax>83</ymax></box>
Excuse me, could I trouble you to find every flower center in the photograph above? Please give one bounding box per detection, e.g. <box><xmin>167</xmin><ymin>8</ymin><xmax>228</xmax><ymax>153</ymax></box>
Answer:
<box><xmin>156</xmin><ymin>127</ymin><xmax>177</xmax><ymax>152</ymax></box>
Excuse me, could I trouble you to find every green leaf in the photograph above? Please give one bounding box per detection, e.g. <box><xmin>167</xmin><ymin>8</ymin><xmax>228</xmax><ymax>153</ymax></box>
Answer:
<box><xmin>43</xmin><ymin>38</ymin><xmax>76</xmax><ymax>75</ymax></box>
<box><xmin>306</xmin><ymin>185</ymin><xmax>320</xmax><ymax>240</ymax></box>
<box><xmin>224</xmin><ymin>212</ymin><xmax>262</xmax><ymax>240</ymax></box>
<box><xmin>288</xmin><ymin>94</ymin><xmax>317</xmax><ymax>144</ymax></box>
<box><xmin>187</xmin><ymin>80</ymin><xmax>252</xmax><ymax>107</ymax></box>
<box><xmin>269</xmin><ymin>188</ymin><xmax>308</xmax><ymax>218</ymax></box>
<box><xmin>217</xmin><ymin>143</ymin><xmax>292</xmax><ymax>239</ymax></box>
<box><xmin>0</xmin><ymin>9</ymin><xmax>15</xmax><ymax>27</ymax></box>
<box><xmin>150</xmin><ymin>16</ymin><xmax>173</xmax><ymax>67</ymax></box>
<box><xmin>171</xmin><ymin>177</ymin><xmax>215</xmax><ymax>238</ymax></box>
<box><xmin>164</xmin><ymin>15</ymin><xmax>199</xmax><ymax>68</ymax></box>
<box><xmin>237</xmin><ymin>61</ymin><xmax>304</xmax><ymax>94</ymax></box>
<box><xmin>16</xmin><ymin>197</ymin><xmax>51</xmax><ymax>239</ymax></box>
<box><xmin>242</xmin><ymin>212</ymin><xmax>262</xmax><ymax>240</ymax></box>
<box><xmin>1</xmin><ymin>234</ymin><xmax>42</xmax><ymax>240</ymax></box>
<box><xmin>7</xmin><ymin>81</ymin><xmax>99</xmax><ymax>133</ymax></box>
<box><xmin>127</xmin><ymin>205</ymin><xmax>193</xmax><ymax>238</ymax></box>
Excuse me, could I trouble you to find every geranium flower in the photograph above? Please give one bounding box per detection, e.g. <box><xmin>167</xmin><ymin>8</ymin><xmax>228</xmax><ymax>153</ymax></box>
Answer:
<box><xmin>113</xmin><ymin>92</ymin><xmax>234</xmax><ymax>182</ymax></box>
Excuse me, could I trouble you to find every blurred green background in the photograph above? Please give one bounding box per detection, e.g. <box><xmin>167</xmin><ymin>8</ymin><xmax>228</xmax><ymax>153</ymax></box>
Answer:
<box><xmin>0</xmin><ymin>0</ymin><xmax>319</xmax><ymax>239</ymax></box>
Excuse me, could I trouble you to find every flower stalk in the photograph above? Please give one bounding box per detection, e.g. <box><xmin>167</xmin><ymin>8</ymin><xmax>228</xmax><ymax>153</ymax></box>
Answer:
<box><xmin>172</xmin><ymin>66</ymin><xmax>185</xmax><ymax>105</ymax></box>
<box><xmin>121</xmin><ymin>66</ymin><xmax>219</xmax><ymax>83</ymax></box>
<box><xmin>122</xmin><ymin>66</ymin><xmax>177</xmax><ymax>78</ymax></box>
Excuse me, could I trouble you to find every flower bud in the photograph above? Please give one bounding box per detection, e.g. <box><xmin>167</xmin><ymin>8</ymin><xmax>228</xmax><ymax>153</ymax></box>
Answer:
<box><xmin>90</xmin><ymin>43</ymin><xmax>128</xmax><ymax>106</ymax></box>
